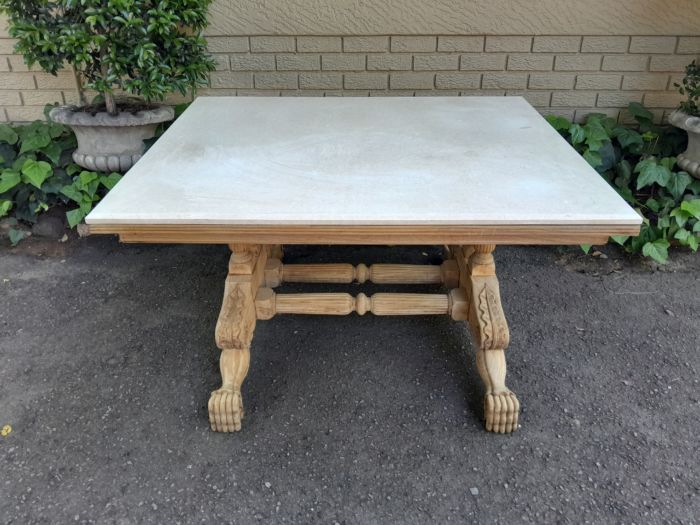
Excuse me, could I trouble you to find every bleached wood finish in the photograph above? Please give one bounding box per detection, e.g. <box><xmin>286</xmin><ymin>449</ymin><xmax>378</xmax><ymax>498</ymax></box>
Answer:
<box><xmin>209</xmin><ymin>244</ymin><xmax>266</xmax><ymax>432</ymax></box>
<box><xmin>451</xmin><ymin>244</ymin><xmax>519</xmax><ymax>434</ymax></box>
<box><xmin>263</xmin><ymin>259</ymin><xmax>458</xmax><ymax>287</ymax></box>
<box><xmin>89</xmin><ymin>222</ymin><xmax>634</xmax><ymax>245</ymax></box>
<box><xmin>255</xmin><ymin>288</ymin><xmax>465</xmax><ymax>318</ymax></box>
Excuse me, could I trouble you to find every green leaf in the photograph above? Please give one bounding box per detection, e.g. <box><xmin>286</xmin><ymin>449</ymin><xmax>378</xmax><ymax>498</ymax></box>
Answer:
<box><xmin>60</xmin><ymin>184</ymin><xmax>83</xmax><ymax>204</ymax></box>
<box><xmin>0</xmin><ymin>199</ymin><xmax>11</xmax><ymax>217</ymax></box>
<box><xmin>657</xmin><ymin>216</ymin><xmax>671</xmax><ymax>229</ymax></box>
<box><xmin>569</xmin><ymin>124</ymin><xmax>585</xmax><ymax>145</ymax></box>
<box><xmin>21</xmin><ymin>159</ymin><xmax>52</xmax><ymax>189</ymax></box>
<box><xmin>642</xmin><ymin>239</ymin><xmax>670</xmax><ymax>263</ymax></box>
<box><xmin>66</xmin><ymin>208</ymin><xmax>86</xmax><ymax>228</ymax></box>
<box><xmin>627</xmin><ymin>102</ymin><xmax>654</xmax><ymax>123</ymax></box>
<box><xmin>680</xmin><ymin>199</ymin><xmax>700</xmax><ymax>219</ymax></box>
<box><xmin>39</xmin><ymin>142</ymin><xmax>62</xmax><ymax>165</ymax></box>
<box><xmin>583</xmin><ymin>149</ymin><xmax>602</xmax><ymax>168</ymax></box>
<box><xmin>79</xmin><ymin>171</ymin><xmax>98</xmax><ymax>186</ymax></box>
<box><xmin>8</xmin><ymin>228</ymin><xmax>29</xmax><ymax>246</ymax></box>
<box><xmin>693</xmin><ymin>221</ymin><xmax>700</xmax><ymax>232</ymax></box>
<box><xmin>0</xmin><ymin>124</ymin><xmax>19</xmax><ymax>145</ymax></box>
<box><xmin>666</xmin><ymin>171</ymin><xmax>692</xmax><ymax>201</ymax></box>
<box><xmin>580</xmin><ymin>244</ymin><xmax>592</xmax><ymax>254</ymax></box>
<box><xmin>674</xmin><ymin>228</ymin><xmax>691</xmax><ymax>242</ymax></box>
<box><xmin>670</xmin><ymin>207</ymin><xmax>691</xmax><ymax>227</ymax></box>
<box><xmin>610</xmin><ymin>235</ymin><xmax>629</xmax><ymax>246</ymax></box>
<box><xmin>613</xmin><ymin>127</ymin><xmax>644</xmax><ymax>149</ymax></box>
<box><xmin>688</xmin><ymin>235</ymin><xmax>699</xmax><ymax>252</ymax></box>
<box><xmin>645</xmin><ymin>198</ymin><xmax>660</xmax><ymax>213</ymax></box>
<box><xmin>688</xmin><ymin>180</ymin><xmax>700</xmax><ymax>195</ymax></box>
<box><xmin>99</xmin><ymin>172</ymin><xmax>122</xmax><ymax>190</ymax></box>
<box><xmin>0</xmin><ymin>170</ymin><xmax>21</xmax><ymax>193</ymax></box>
<box><xmin>19</xmin><ymin>132</ymin><xmax>51</xmax><ymax>154</ymax></box>
<box><xmin>546</xmin><ymin>115</ymin><xmax>572</xmax><ymax>131</ymax></box>
<box><xmin>635</xmin><ymin>158</ymin><xmax>671</xmax><ymax>189</ymax></box>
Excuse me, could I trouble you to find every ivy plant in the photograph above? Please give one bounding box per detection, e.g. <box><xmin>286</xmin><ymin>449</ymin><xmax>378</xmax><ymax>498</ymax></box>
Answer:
<box><xmin>547</xmin><ymin>103</ymin><xmax>699</xmax><ymax>264</ymax></box>
<box><xmin>0</xmin><ymin>117</ymin><xmax>121</xmax><ymax>244</ymax></box>
<box><xmin>675</xmin><ymin>60</ymin><xmax>700</xmax><ymax>117</ymax></box>
<box><xmin>0</xmin><ymin>0</ymin><xmax>216</xmax><ymax>115</ymax></box>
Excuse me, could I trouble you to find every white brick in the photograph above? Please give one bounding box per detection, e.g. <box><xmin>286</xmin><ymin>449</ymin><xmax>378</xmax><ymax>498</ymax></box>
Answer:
<box><xmin>649</xmin><ymin>55</ymin><xmax>695</xmax><ymax>72</ymax></box>
<box><xmin>322</xmin><ymin>54</ymin><xmax>365</xmax><ymax>71</ymax></box>
<box><xmin>485</xmin><ymin>36</ymin><xmax>531</xmax><ymax>52</ymax></box>
<box><xmin>581</xmin><ymin>36</ymin><xmax>629</xmax><ymax>53</ymax></box>
<box><xmin>206</xmin><ymin>37</ymin><xmax>249</xmax><ymax>53</ymax></box>
<box><xmin>460</xmin><ymin>54</ymin><xmax>506</xmax><ymax>71</ymax></box>
<box><xmin>677</xmin><ymin>37</ymin><xmax>700</xmax><ymax>54</ymax></box>
<box><xmin>344</xmin><ymin>73</ymin><xmax>388</xmax><ymax>89</ymax></box>
<box><xmin>507</xmin><ymin>54</ymin><xmax>553</xmax><ymax>71</ymax></box>
<box><xmin>6</xmin><ymin>106</ymin><xmax>44</xmax><ymax>122</ymax></box>
<box><xmin>621</xmin><ymin>74</ymin><xmax>669</xmax><ymax>91</ymax></box>
<box><xmin>297</xmin><ymin>37</ymin><xmax>342</xmax><ymax>52</ymax></box>
<box><xmin>209</xmin><ymin>72</ymin><xmax>253</xmax><ymax>88</ymax></box>
<box><xmin>391</xmin><ymin>36</ymin><xmax>436</xmax><ymax>52</ymax></box>
<box><xmin>643</xmin><ymin>92</ymin><xmax>684</xmax><ymax>108</ymax></box>
<box><xmin>533</xmin><ymin>36</ymin><xmax>581</xmax><ymax>53</ymax></box>
<box><xmin>250</xmin><ymin>37</ymin><xmax>295</xmax><ymax>53</ymax></box>
<box><xmin>413</xmin><ymin>54</ymin><xmax>459</xmax><ymax>71</ymax></box>
<box><xmin>276</xmin><ymin>54</ymin><xmax>320</xmax><ymax>71</ymax></box>
<box><xmin>0</xmin><ymin>73</ymin><xmax>35</xmax><ymax>89</ymax></box>
<box><xmin>343</xmin><ymin>37</ymin><xmax>388</xmax><ymax>52</ymax></box>
<box><xmin>601</xmin><ymin>55</ymin><xmax>648</xmax><ymax>71</ymax></box>
<box><xmin>437</xmin><ymin>36</ymin><xmax>484</xmax><ymax>52</ymax></box>
<box><xmin>229</xmin><ymin>54</ymin><xmax>275</xmax><ymax>71</ymax></box>
<box><xmin>575</xmin><ymin>74</ymin><xmax>621</xmax><ymax>90</ymax></box>
<box><xmin>211</xmin><ymin>54</ymin><xmax>229</xmax><ymax>71</ymax></box>
<box><xmin>629</xmin><ymin>36</ymin><xmax>677</xmax><ymax>54</ymax></box>
<box><xmin>0</xmin><ymin>90</ymin><xmax>21</xmax><ymax>105</ymax></box>
<box><xmin>435</xmin><ymin>72</ymin><xmax>480</xmax><ymax>89</ymax></box>
<box><xmin>550</xmin><ymin>91</ymin><xmax>597</xmax><ymax>107</ymax></box>
<box><xmin>554</xmin><ymin>55</ymin><xmax>602</xmax><ymax>71</ymax></box>
<box><xmin>0</xmin><ymin>39</ymin><xmax>17</xmax><ymax>54</ymax></box>
<box><xmin>367</xmin><ymin>54</ymin><xmax>412</xmax><ymax>71</ymax></box>
<box><xmin>254</xmin><ymin>72</ymin><xmax>298</xmax><ymax>89</ymax></box>
<box><xmin>389</xmin><ymin>72</ymin><xmax>435</xmax><ymax>89</ymax></box>
<box><xmin>597</xmin><ymin>92</ymin><xmax>643</xmax><ymax>107</ymax></box>
<box><xmin>482</xmin><ymin>73</ymin><xmax>528</xmax><ymax>89</ymax></box>
<box><xmin>299</xmin><ymin>72</ymin><xmax>342</xmax><ymax>89</ymax></box>
<box><xmin>20</xmin><ymin>90</ymin><xmax>63</xmax><ymax>105</ymax></box>
<box><xmin>528</xmin><ymin>73</ymin><xmax>576</xmax><ymax>89</ymax></box>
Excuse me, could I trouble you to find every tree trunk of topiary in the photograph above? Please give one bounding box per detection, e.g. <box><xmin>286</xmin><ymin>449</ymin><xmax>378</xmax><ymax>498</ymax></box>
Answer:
<box><xmin>104</xmin><ymin>91</ymin><xmax>117</xmax><ymax>116</ymax></box>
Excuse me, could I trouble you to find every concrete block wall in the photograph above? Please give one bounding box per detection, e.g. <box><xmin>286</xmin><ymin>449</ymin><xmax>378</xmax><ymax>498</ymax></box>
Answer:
<box><xmin>1</xmin><ymin>0</ymin><xmax>699</xmax><ymax>123</ymax></box>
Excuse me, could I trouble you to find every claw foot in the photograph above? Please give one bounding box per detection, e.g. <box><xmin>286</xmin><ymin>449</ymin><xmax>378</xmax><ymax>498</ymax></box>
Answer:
<box><xmin>484</xmin><ymin>391</ymin><xmax>519</xmax><ymax>434</ymax></box>
<box><xmin>208</xmin><ymin>389</ymin><xmax>244</xmax><ymax>432</ymax></box>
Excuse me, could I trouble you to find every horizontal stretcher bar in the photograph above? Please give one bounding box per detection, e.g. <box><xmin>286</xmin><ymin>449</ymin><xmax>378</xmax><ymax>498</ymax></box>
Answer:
<box><xmin>254</xmin><ymin>288</ymin><xmax>468</xmax><ymax>319</ymax></box>
<box><xmin>264</xmin><ymin>260</ymin><xmax>458</xmax><ymax>287</ymax></box>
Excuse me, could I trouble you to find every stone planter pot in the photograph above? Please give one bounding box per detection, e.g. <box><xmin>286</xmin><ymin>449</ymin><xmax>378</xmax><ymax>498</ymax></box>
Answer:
<box><xmin>49</xmin><ymin>105</ymin><xmax>174</xmax><ymax>172</ymax></box>
<box><xmin>669</xmin><ymin>110</ymin><xmax>700</xmax><ymax>179</ymax></box>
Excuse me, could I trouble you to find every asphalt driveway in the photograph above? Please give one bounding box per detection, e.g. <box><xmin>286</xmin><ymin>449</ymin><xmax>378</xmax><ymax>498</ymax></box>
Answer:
<box><xmin>1</xmin><ymin>237</ymin><xmax>698</xmax><ymax>523</ymax></box>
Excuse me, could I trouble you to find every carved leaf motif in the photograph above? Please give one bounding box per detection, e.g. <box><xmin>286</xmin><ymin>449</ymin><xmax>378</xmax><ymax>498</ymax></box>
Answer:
<box><xmin>476</xmin><ymin>283</ymin><xmax>509</xmax><ymax>350</ymax></box>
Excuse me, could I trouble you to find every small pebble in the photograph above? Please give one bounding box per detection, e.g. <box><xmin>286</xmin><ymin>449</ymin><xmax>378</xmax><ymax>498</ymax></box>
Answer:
<box><xmin>469</xmin><ymin>487</ymin><xmax>479</xmax><ymax>496</ymax></box>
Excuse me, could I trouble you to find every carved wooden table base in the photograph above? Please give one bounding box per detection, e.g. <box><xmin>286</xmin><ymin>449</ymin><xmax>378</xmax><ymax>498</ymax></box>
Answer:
<box><xmin>209</xmin><ymin>243</ymin><xmax>519</xmax><ymax>434</ymax></box>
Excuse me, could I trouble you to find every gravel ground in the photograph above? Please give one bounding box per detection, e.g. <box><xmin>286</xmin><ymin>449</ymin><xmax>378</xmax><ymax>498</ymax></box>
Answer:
<box><xmin>1</xmin><ymin>237</ymin><xmax>699</xmax><ymax>524</ymax></box>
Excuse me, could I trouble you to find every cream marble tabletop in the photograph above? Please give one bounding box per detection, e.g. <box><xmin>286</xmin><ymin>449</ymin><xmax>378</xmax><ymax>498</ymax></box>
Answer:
<box><xmin>86</xmin><ymin>96</ymin><xmax>641</xmax><ymax>228</ymax></box>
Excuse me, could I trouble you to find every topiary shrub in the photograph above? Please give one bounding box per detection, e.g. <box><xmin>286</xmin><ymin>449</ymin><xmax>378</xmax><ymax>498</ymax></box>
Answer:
<box><xmin>0</xmin><ymin>0</ymin><xmax>217</xmax><ymax>115</ymax></box>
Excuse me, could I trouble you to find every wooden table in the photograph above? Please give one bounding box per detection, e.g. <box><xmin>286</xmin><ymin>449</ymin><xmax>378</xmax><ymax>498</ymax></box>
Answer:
<box><xmin>87</xmin><ymin>96</ymin><xmax>641</xmax><ymax>434</ymax></box>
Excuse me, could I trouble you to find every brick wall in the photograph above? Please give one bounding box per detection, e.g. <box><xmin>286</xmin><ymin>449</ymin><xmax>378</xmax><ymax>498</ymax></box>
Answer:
<box><xmin>1</xmin><ymin>34</ymin><xmax>699</xmax><ymax>123</ymax></box>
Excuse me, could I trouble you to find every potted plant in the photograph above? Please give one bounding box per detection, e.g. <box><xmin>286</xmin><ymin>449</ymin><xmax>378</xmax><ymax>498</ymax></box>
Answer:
<box><xmin>669</xmin><ymin>60</ymin><xmax>700</xmax><ymax>179</ymax></box>
<box><xmin>0</xmin><ymin>0</ymin><xmax>216</xmax><ymax>172</ymax></box>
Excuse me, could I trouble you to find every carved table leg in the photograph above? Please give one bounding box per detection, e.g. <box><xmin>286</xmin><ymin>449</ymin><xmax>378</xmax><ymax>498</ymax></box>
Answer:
<box><xmin>455</xmin><ymin>244</ymin><xmax>520</xmax><ymax>434</ymax></box>
<box><xmin>209</xmin><ymin>244</ymin><xmax>266</xmax><ymax>432</ymax></box>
